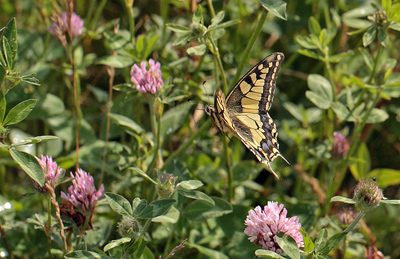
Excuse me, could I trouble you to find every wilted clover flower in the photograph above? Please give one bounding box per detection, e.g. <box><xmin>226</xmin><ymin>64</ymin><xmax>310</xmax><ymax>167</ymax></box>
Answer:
<box><xmin>338</xmin><ymin>207</ymin><xmax>357</xmax><ymax>225</ymax></box>
<box><xmin>131</xmin><ymin>59</ymin><xmax>163</xmax><ymax>94</ymax></box>
<box><xmin>48</xmin><ymin>12</ymin><xmax>84</xmax><ymax>37</ymax></box>
<box><xmin>332</xmin><ymin>132</ymin><xmax>350</xmax><ymax>159</ymax></box>
<box><xmin>244</xmin><ymin>202</ymin><xmax>303</xmax><ymax>254</ymax></box>
<box><xmin>37</xmin><ymin>155</ymin><xmax>64</xmax><ymax>189</ymax></box>
<box><xmin>61</xmin><ymin>169</ymin><xmax>104</xmax><ymax>215</ymax></box>
<box><xmin>353</xmin><ymin>179</ymin><xmax>383</xmax><ymax>212</ymax></box>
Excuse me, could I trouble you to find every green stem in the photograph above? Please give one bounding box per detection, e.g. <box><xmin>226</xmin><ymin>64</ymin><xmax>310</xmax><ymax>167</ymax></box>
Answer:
<box><xmin>86</xmin><ymin>0</ymin><xmax>96</xmax><ymax>30</ymax></box>
<box><xmin>343</xmin><ymin>211</ymin><xmax>366</xmax><ymax>234</ymax></box>
<box><xmin>206</xmin><ymin>0</ymin><xmax>216</xmax><ymax>18</ymax></box>
<box><xmin>324</xmin><ymin>47</ymin><xmax>337</xmax><ymax>102</ymax></box>
<box><xmin>147</xmin><ymin>97</ymin><xmax>162</xmax><ymax>174</ymax></box>
<box><xmin>367</xmin><ymin>45</ymin><xmax>382</xmax><ymax>84</ymax></box>
<box><xmin>231</xmin><ymin>11</ymin><xmax>268</xmax><ymax>89</ymax></box>
<box><xmin>75</xmin><ymin>214</ymin><xmax>91</xmax><ymax>249</ymax></box>
<box><xmin>47</xmin><ymin>196</ymin><xmax>53</xmax><ymax>259</ymax></box>
<box><xmin>222</xmin><ymin>136</ymin><xmax>233</xmax><ymax>201</ymax></box>
<box><xmin>322</xmin><ymin>0</ymin><xmax>332</xmax><ymax>29</ymax></box>
<box><xmin>126</xmin><ymin>0</ymin><xmax>136</xmax><ymax>44</ymax></box>
<box><xmin>89</xmin><ymin>0</ymin><xmax>108</xmax><ymax>31</ymax></box>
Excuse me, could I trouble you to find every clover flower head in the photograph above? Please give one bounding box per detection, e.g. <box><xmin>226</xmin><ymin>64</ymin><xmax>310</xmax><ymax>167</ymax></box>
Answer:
<box><xmin>353</xmin><ymin>179</ymin><xmax>383</xmax><ymax>212</ymax></box>
<box><xmin>48</xmin><ymin>12</ymin><xmax>84</xmax><ymax>38</ymax></box>
<box><xmin>332</xmin><ymin>132</ymin><xmax>350</xmax><ymax>159</ymax></box>
<box><xmin>131</xmin><ymin>59</ymin><xmax>163</xmax><ymax>94</ymax></box>
<box><xmin>244</xmin><ymin>201</ymin><xmax>303</xmax><ymax>254</ymax></box>
<box><xmin>60</xmin><ymin>169</ymin><xmax>104</xmax><ymax>215</ymax></box>
<box><xmin>37</xmin><ymin>155</ymin><xmax>63</xmax><ymax>189</ymax></box>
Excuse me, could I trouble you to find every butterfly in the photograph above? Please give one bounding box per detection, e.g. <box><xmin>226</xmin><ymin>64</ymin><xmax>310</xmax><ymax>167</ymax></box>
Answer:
<box><xmin>205</xmin><ymin>52</ymin><xmax>290</xmax><ymax>179</ymax></box>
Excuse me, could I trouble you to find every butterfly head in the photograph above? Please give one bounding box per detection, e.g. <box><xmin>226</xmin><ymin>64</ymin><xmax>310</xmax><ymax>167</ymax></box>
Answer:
<box><xmin>204</xmin><ymin>105</ymin><xmax>214</xmax><ymax>117</ymax></box>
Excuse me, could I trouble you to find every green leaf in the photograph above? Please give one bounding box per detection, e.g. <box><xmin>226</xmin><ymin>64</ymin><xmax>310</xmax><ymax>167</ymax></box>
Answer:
<box><xmin>160</xmin><ymin>102</ymin><xmax>193</xmax><ymax>137</ymax></box>
<box><xmin>3</xmin><ymin>99</ymin><xmax>36</xmax><ymax>126</ymax></box>
<box><xmin>65</xmin><ymin>250</ymin><xmax>114</xmax><ymax>259</ymax></box>
<box><xmin>377</xmin><ymin>29</ymin><xmax>388</xmax><ymax>48</ymax></box>
<box><xmin>255</xmin><ymin>250</ymin><xmax>286</xmax><ymax>258</ymax></box>
<box><xmin>105</xmin><ymin>193</ymin><xmax>134</xmax><ymax>217</ymax></box>
<box><xmin>9</xmin><ymin>149</ymin><xmax>44</xmax><ymax>186</ymax></box>
<box><xmin>143</xmin><ymin>35</ymin><xmax>159</xmax><ymax>60</ymax></box>
<box><xmin>182</xmin><ymin>197</ymin><xmax>232</xmax><ymax>221</ymax></box>
<box><xmin>276</xmin><ymin>234</ymin><xmax>300</xmax><ymax>259</ymax></box>
<box><xmin>172</xmin><ymin>32</ymin><xmax>192</xmax><ymax>46</ymax></box>
<box><xmin>177</xmin><ymin>188</ymin><xmax>215</xmax><ymax>205</ymax></box>
<box><xmin>96</xmin><ymin>55</ymin><xmax>134</xmax><ymax>68</ymax></box>
<box><xmin>210</xmin><ymin>11</ymin><xmax>225</xmax><ymax>27</ymax></box>
<box><xmin>260</xmin><ymin>0</ymin><xmax>287</xmax><ymax>20</ymax></box>
<box><xmin>349</xmin><ymin>142</ymin><xmax>370</xmax><ymax>180</ymax></box>
<box><xmin>299</xmin><ymin>228</ymin><xmax>314</xmax><ymax>255</ymax></box>
<box><xmin>389</xmin><ymin>4</ymin><xmax>400</xmax><ymax>23</ymax></box>
<box><xmin>208</xmin><ymin>19</ymin><xmax>241</xmax><ymax>32</ymax></box>
<box><xmin>103</xmin><ymin>237</ymin><xmax>131</xmax><ymax>252</ymax></box>
<box><xmin>0</xmin><ymin>96</ymin><xmax>6</xmax><ymax>122</ymax></box>
<box><xmin>307</xmin><ymin>74</ymin><xmax>333</xmax><ymax>101</ymax></box>
<box><xmin>130</xmin><ymin>167</ymin><xmax>158</xmax><ymax>184</ymax></box>
<box><xmin>319</xmin><ymin>233</ymin><xmax>347</xmax><ymax>255</ymax></box>
<box><xmin>177</xmin><ymin>180</ymin><xmax>203</xmax><ymax>190</ymax></box>
<box><xmin>308</xmin><ymin>17</ymin><xmax>321</xmax><ymax>36</ymax></box>
<box><xmin>381</xmin><ymin>199</ymin><xmax>400</xmax><ymax>205</ymax></box>
<box><xmin>331</xmin><ymin>102</ymin><xmax>353</xmax><ymax>121</ymax></box>
<box><xmin>134</xmin><ymin>199</ymin><xmax>176</xmax><ymax>219</ymax></box>
<box><xmin>365</xmin><ymin>108</ymin><xmax>388</xmax><ymax>123</ymax></box>
<box><xmin>314</xmin><ymin>229</ymin><xmax>328</xmax><ymax>253</ymax></box>
<box><xmin>362</xmin><ymin>26</ymin><xmax>376</xmax><ymax>47</ymax></box>
<box><xmin>330</xmin><ymin>196</ymin><xmax>356</xmax><ymax>204</ymax></box>
<box><xmin>10</xmin><ymin>135</ymin><xmax>58</xmax><ymax>147</ymax></box>
<box><xmin>382</xmin><ymin>0</ymin><xmax>392</xmax><ymax>12</ymax></box>
<box><xmin>283</xmin><ymin>102</ymin><xmax>304</xmax><ymax>122</ymax></box>
<box><xmin>306</xmin><ymin>91</ymin><xmax>331</xmax><ymax>109</ymax></box>
<box><xmin>192</xmin><ymin>5</ymin><xmax>203</xmax><ymax>24</ymax></box>
<box><xmin>298</xmin><ymin>49</ymin><xmax>320</xmax><ymax>59</ymax></box>
<box><xmin>152</xmin><ymin>205</ymin><xmax>180</xmax><ymax>223</ymax></box>
<box><xmin>366</xmin><ymin>168</ymin><xmax>400</xmax><ymax>188</ymax></box>
<box><xmin>166</xmin><ymin>24</ymin><xmax>191</xmax><ymax>33</ymax></box>
<box><xmin>2</xmin><ymin>18</ymin><xmax>17</xmax><ymax>67</ymax></box>
<box><xmin>108</xmin><ymin>113</ymin><xmax>144</xmax><ymax>134</ymax></box>
<box><xmin>133</xmin><ymin>198</ymin><xmax>147</xmax><ymax>215</ymax></box>
<box><xmin>2</xmin><ymin>37</ymin><xmax>12</xmax><ymax>69</ymax></box>
<box><xmin>295</xmin><ymin>35</ymin><xmax>318</xmax><ymax>49</ymax></box>
<box><xmin>187</xmin><ymin>44</ymin><xmax>206</xmax><ymax>56</ymax></box>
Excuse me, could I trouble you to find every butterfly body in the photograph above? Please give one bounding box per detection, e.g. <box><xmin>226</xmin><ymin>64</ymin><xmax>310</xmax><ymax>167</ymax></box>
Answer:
<box><xmin>205</xmin><ymin>52</ymin><xmax>289</xmax><ymax>179</ymax></box>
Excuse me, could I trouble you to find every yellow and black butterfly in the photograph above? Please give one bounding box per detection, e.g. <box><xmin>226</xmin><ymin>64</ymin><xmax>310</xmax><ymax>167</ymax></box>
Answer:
<box><xmin>205</xmin><ymin>52</ymin><xmax>289</xmax><ymax>179</ymax></box>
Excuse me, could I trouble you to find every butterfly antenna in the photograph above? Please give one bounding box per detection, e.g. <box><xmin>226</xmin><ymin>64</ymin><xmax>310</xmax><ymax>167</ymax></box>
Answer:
<box><xmin>202</xmin><ymin>81</ymin><xmax>213</xmax><ymax>105</ymax></box>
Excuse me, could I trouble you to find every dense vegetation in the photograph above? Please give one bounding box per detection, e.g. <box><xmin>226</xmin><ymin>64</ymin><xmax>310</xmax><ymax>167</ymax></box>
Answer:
<box><xmin>1</xmin><ymin>0</ymin><xmax>400</xmax><ymax>258</ymax></box>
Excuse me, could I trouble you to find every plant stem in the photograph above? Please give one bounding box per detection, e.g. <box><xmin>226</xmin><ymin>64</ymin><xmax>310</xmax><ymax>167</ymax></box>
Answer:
<box><xmin>343</xmin><ymin>211</ymin><xmax>366</xmax><ymax>234</ymax></box>
<box><xmin>231</xmin><ymin>11</ymin><xmax>267</xmax><ymax>89</ymax></box>
<box><xmin>147</xmin><ymin>97</ymin><xmax>162</xmax><ymax>174</ymax></box>
<box><xmin>367</xmin><ymin>45</ymin><xmax>382</xmax><ymax>85</ymax></box>
<box><xmin>99</xmin><ymin>67</ymin><xmax>115</xmax><ymax>187</ymax></box>
<box><xmin>206</xmin><ymin>0</ymin><xmax>216</xmax><ymax>18</ymax></box>
<box><xmin>47</xmin><ymin>196</ymin><xmax>53</xmax><ymax>259</ymax></box>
